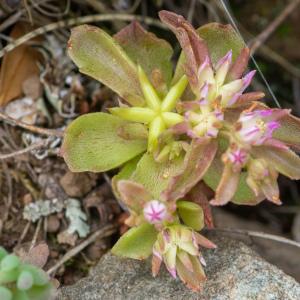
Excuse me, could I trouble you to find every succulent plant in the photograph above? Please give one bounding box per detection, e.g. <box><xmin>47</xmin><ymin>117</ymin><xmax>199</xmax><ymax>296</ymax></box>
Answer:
<box><xmin>0</xmin><ymin>247</ymin><xmax>54</xmax><ymax>300</ymax></box>
<box><xmin>61</xmin><ymin>9</ymin><xmax>300</xmax><ymax>291</ymax></box>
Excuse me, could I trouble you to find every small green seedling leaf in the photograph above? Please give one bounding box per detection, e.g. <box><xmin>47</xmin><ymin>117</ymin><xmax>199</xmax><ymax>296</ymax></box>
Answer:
<box><xmin>17</xmin><ymin>271</ymin><xmax>34</xmax><ymax>291</ymax></box>
<box><xmin>0</xmin><ymin>286</ymin><xmax>12</xmax><ymax>300</ymax></box>
<box><xmin>0</xmin><ymin>248</ymin><xmax>8</xmax><ymax>261</ymax></box>
<box><xmin>61</xmin><ymin>113</ymin><xmax>147</xmax><ymax>172</ymax></box>
<box><xmin>1</xmin><ymin>255</ymin><xmax>20</xmax><ymax>271</ymax></box>
<box><xmin>177</xmin><ymin>200</ymin><xmax>204</xmax><ymax>231</ymax></box>
<box><xmin>112</xmin><ymin>223</ymin><xmax>158</xmax><ymax>259</ymax></box>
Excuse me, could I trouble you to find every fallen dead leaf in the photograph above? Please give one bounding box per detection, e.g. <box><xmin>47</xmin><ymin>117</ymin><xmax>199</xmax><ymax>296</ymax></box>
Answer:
<box><xmin>14</xmin><ymin>241</ymin><xmax>50</xmax><ymax>268</ymax></box>
<box><xmin>0</xmin><ymin>22</ymin><xmax>42</xmax><ymax>106</ymax></box>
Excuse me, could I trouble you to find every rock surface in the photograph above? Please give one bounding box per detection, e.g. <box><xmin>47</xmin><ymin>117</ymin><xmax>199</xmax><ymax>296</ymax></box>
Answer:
<box><xmin>58</xmin><ymin>234</ymin><xmax>300</xmax><ymax>300</ymax></box>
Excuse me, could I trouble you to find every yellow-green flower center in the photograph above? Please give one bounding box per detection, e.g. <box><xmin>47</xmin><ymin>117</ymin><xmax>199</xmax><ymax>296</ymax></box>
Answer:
<box><xmin>110</xmin><ymin>66</ymin><xmax>188</xmax><ymax>151</ymax></box>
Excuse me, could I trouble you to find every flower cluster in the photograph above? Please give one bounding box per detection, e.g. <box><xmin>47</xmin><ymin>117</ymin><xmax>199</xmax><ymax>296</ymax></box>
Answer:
<box><xmin>62</xmin><ymin>9</ymin><xmax>300</xmax><ymax>292</ymax></box>
<box><xmin>152</xmin><ymin>225</ymin><xmax>216</xmax><ymax>291</ymax></box>
<box><xmin>114</xmin><ymin>179</ymin><xmax>215</xmax><ymax>291</ymax></box>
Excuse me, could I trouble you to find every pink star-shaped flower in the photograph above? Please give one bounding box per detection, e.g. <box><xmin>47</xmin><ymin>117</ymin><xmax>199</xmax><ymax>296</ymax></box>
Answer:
<box><xmin>143</xmin><ymin>200</ymin><xmax>167</xmax><ymax>224</ymax></box>
<box><xmin>228</xmin><ymin>148</ymin><xmax>247</xmax><ymax>167</ymax></box>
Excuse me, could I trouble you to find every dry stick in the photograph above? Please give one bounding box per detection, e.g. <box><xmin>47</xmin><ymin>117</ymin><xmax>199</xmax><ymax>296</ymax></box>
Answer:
<box><xmin>187</xmin><ymin>0</ymin><xmax>196</xmax><ymax>22</ymax></box>
<box><xmin>213</xmin><ymin>228</ymin><xmax>300</xmax><ymax>249</ymax></box>
<box><xmin>17</xmin><ymin>221</ymin><xmax>31</xmax><ymax>247</ymax></box>
<box><xmin>47</xmin><ymin>224</ymin><xmax>116</xmax><ymax>275</ymax></box>
<box><xmin>250</xmin><ymin>0</ymin><xmax>300</xmax><ymax>54</ymax></box>
<box><xmin>30</xmin><ymin>218</ymin><xmax>43</xmax><ymax>251</ymax></box>
<box><xmin>0</xmin><ymin>112</ymin><xmax>63</xmax><ymax>137</ymax></box>
<box><xmin>0</xmin><ymin>14</ymin><xmax>166</xmax><ymax>59</ymax></box>
<box><xmin>258</xmin><ymin>43</ymin><xmax>300</xmax><ymax>79</ymax></box>
<box><xmin>0</xmin><ymin>138</ymin><xmax>51</xmax><ymax>160</ymax></box>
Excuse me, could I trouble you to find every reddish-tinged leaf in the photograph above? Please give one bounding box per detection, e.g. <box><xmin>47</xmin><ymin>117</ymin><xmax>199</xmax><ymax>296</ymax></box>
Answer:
<box><xmin>117</xmin><ymin>180</ymin><xmax>151</xmax><ymax>211</ymax></box>
<box><xmin>189</xmin><ymin>255</ymin><xmax>206</xmax><ymax>282</ymax></box>
<box><xmin>159</xmin><ymin>10</ymin><xmax>209</xmax><ymax>95</ymax></box>
<box><xmin>177</xmin><ymin>249</ymin><xmax>194</xmax><ymax>272</ymax></box>
<box><xmin>273</xmin><ymin>113</ymin><xmax>300</xmax><ymax>151</ymax></box>
<box><xmin>176</xmin><ymin>258</ymin><xmax>202</xmax><ymax>291</ymax></box>
<box><xmin>170</xmin><ymin>19</ymin><xmax>245</xmax><ymax>99</ymax></box>
<box><xmin>193</xmin><ymin>232</ymin><xmax>217</xmax><ymax>249</ymax></box>
<box><xmin>187</xmin><ymin>183</ymin><xmax>214</xmax><ymax>228</ymax></box>
<box><xmin>227</xmin><ymin>47</ymin><xmax>250</xmax><ymax>81</ymax></box>
<box><xmin>251</xmin><ymin>146</ymin><xmax>300</xmax><ymax>180</ymax></box>
<box><xmin>114</xmin><ymin>21</ymin><xmax>173</xmax><ymax>91</ymax></box>
<box><xmin>68</xmin><ymin>25</ymin><xmax>144</xmax><ymax>106</ymax></box>
<box><xmin>162</xmin><ymin>139</ymin><xmax>218</xmax><ymax>202</ymax></box>
<box><xmin>233</xmin><ymin>92</ymin><xmax>265</xmax><ymax>107</ymax></box>
<box><xmin>152</xmin><ymin>254</ymin><xmax>162</xmax><ymax>277</ymax></box>
<box><xmin>210</xmin><ymin>165</ymin><xmax>240</xmax><ymax>206</ymax></box>
<box><xmin>261</xmin><ymin>180</ymin><xmax>281</xmax><ymax>205</ymax></box>
<box><xmin>204</xmin><ymin>151</ymin><xmax>264</xmax><ymax>205</ymax></box>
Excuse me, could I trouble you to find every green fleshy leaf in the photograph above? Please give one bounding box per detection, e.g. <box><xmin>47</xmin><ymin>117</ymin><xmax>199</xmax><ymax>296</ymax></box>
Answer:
<box><xmin>196</xmin><ymin>23</ymin><xmax>244</xmax><ymax>67</ymax></box>
<box><xmin>114</xmin><ymin>21</ymin><xmax>173</xmax><ymax>91</ymax></box>
<box><xmin>0</xmin><ymin>286</ymin><xmax>12</xmax><ymax>300</ymax></box>
<box><xmin>177</xmin><ymin>200</ymin><xmax>204</xmax><ymax>231</ymax></box>
<box><xmin>61</xmin><ymin>113</ymin><xmax>147</xmax><ymax>172</ymax></box>
<box><xmin>161</xmin><ymin>139</ymin><xmax>218</xmax><ymax>202</ymax></box>
<box><xmin>159</xmin><ymin>10</ymin><xmax>209</xmax><ymax>95</ymax></box>
<box><xmin>131</xmin><ymin>152</ymin><xmax>185</xmax><ymax>199</ymax></box>
<box><xmin>68</xmin><ymin>25</ymin><xmax>144</xmax><ymax>106</ymax></box>
<box><xmin>273</xmin><ymin>113</ymin><xmax>300</xmax><ymax>151</ymax></box>
<box><xmin>251</xmin><ymin>146</ymin><xmax>300</xmax><ymax>180</ymax></box>
<box><xmin>112</xmin><ymin>155</ymin><xmax>142</xmax><ymax>199</ymax></box>
<box><xmin>111</xmin><ymin>223</ymin><xmax>157</xmax><ymax>259</ymax></box>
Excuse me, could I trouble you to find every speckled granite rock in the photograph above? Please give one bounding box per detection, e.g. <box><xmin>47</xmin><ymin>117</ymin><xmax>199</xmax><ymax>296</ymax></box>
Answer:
<box><xmin>58</xmin><ymin>235</ymin><xmax>300</xmax><ymax>300</ymax></box>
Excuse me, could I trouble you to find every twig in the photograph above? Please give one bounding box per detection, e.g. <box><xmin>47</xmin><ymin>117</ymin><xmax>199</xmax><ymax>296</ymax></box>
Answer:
<box><xmin>187</xmin><ymin>0</ymin><xmax>196</xmax><ymax>22</ymax></box>
<box><xmin>212</xmin><ymin>228</ymin><xmax>300</xmax><ymax>249</ymax></box>
<box><xmin>46</xmin><ymin>224</ymin><xmax>116</xmax><ymax>275</ymax></box>
<box><xmin>85</xmin><ymin>0</ymin><xmax>108</xmax><ymax>13</ymax></box>
<box><xmin>258</xmin><ymin>43</ymin><xmax>300</xmax><ymax>79</ymax></box>
<box><xmin>0</xmin><ymin>112</ymin><xmax>63</xmax><ymax>137</ymax></box>
<box><xmin>0</xmin><ymin>161</ymin><xmax>13</xmax><ymax>237</ymax></box>
<box><xmin>250</xmin><ymin>0</ymin><xmax>300</xmax><ymax>54</ymax></box>
<box><xmin>0</xmin><ymin>14</ymin><xmax>166</xmax><ymax>59</ymax></box>
<box><xmin>30</xmin><ymin>218</ymin><xmax>43</xmax><ymax>251</ymax></box>
<box><xmin>0</xmin><ymin>138</ymin><xmax>51</xmax><ymax>160</ymax></box>
<box><xmin>17</xmin><ymin>221</ymin><xmax>31</xmax><ymax>247</ymax></box>
<box><xmin>0</xmin><ymin>10</ymin><xmax>22</xmax><ymax>32</ymax></box>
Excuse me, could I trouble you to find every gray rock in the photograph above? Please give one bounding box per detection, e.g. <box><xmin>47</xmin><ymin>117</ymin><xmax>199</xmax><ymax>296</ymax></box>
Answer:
<box><xmin>58</xmin><ymin>234</ymin><xmax>300</xmax><ymax>300</ymax></box>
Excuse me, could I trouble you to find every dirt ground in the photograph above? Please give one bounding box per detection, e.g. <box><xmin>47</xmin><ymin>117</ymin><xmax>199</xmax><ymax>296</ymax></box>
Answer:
<box><xmin>0</xmin><ymin>0</ymin><xmax>299</xmax><ymax>287</ymax></box>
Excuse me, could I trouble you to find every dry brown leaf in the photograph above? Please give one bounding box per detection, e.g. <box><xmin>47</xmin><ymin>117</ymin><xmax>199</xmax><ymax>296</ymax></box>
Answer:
<box><xmin>0</xmin><ymin>22</ymin><xmax>42</xmax><ymax>106</ymax></box>
<box><xmin>14</xmin><ymin>241</ymin><xmax>50</xmax><ymax>268</ymax></box>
